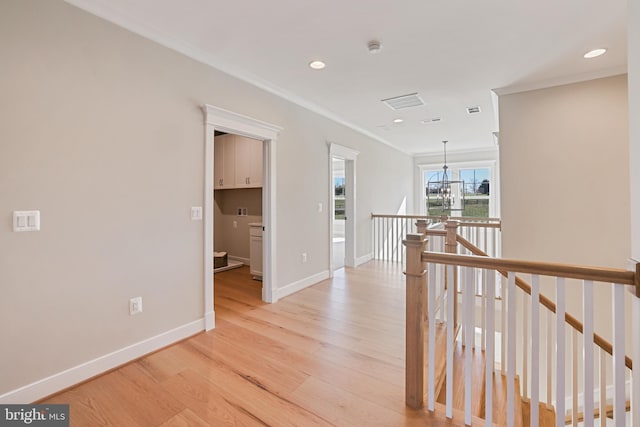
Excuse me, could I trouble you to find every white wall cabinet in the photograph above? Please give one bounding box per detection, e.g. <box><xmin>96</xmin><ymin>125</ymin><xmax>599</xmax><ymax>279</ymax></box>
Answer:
<box><xmin>213</xmin><ymin>134</ymin><xmax>236</xmax><ymax>189</ymax></box>
<box><xmin>214</xmin><ymin>134</ymin><xmax>262</xmax><ymax>189</ymax></box>
<box><xmin>249</xmin><ymin>223</ymin><xmax>263</xmax><ymax>279</ymax></box>
<box><xmin>235</xmin><ymin>136</ymin><xmax>262</xmax><ymax>188</ymax></box>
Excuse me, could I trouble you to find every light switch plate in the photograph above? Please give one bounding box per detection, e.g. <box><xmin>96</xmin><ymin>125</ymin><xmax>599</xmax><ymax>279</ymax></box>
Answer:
<box><xmin>191</xmin><ymin>206</ymin><xmax>203</xmax><ymax>220</ymax></box>
<box><xmin>129</xmin><ymin>297</ymin><xmax>143</xmax><ymax>315</ymax></box>
<box><xmin>13</xmin><ymin>210</ymin><xmax>40</xmax><ymax>232</ymax></box>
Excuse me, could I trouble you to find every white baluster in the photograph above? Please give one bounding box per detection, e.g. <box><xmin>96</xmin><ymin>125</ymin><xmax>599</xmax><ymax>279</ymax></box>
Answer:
<box><xmin>531</xmin><ymin>274</ymin><xmax>540</xmax><ymax>427</ymax></box>
<box><xmin>507</xmin><ymin>271</ymin><xmax>516</xmax><ymax>427</ymax></box>
<box><xmin>485</xmin><ymin>269</ymin><xmax>495</xmax><ymax>426</ymax></box>
<box><xmin>502</xmin><ymin>274</ymin><xmax>507</xmax><ymax>376</ymax></box>
<box><xmin>428</xmin><ymin>262</ymin><xmax>436</xmax><ymax>411</ymax></box>
<box><xmin>465</xmin><ymin>267</ymin><xmax>473</xmax><ymax>425</ymax></box>
<box><xmin>572</xmin><ymin>329</ymin><xmax>578</xmax><ymax>427</ymax></box>
<box><xmin>386</xmin><ymin>217</ymin><xmax>390</xmax><ymax>261</ymax></box>
<box><xmin>377</xmin><ymin>217</ymin><xmax>381</xmax><ymax>259</ymax></box>
<box><xmin>523</xmin><ymin>290</ymin><xmax>529</xmax><ymax>403</ymax></box>
<box><xmin>599</xmin><ymin>348</ymin><xmax>606</xmax><ymax>427</ymax></box>
<box><xmin>481</xmin><ymin>269</ymin><xmax>486</xmax><ymax>351</ymax></box>
<box><xmin>392</xmin><ymin>218</ymin><xmax>396</xmax><ymax>262</ymax></box>
<box><xmin>547</xmin><ymin>308</ymin><xmax>553</xmax><ymax>410</ymax></box>
<box><xmin>439</xmin><ymin>238</ymin><xmax>446</xmax><ymax>323</ymax></box>
<box><xmin>612</xmin><ymin>283</ymin><xmax>625</xmax><ymax>424</ymax></box>
<box><xmin>483</xmin><ymin>226</ymin><xmax>488</xmax><ymax>254</ymax></box>
<box><xmin>446</xmin><ymin>264</ymin><xmax>455</xmax><ymax>419</ymax></box>
<box><xmin>583</xmin><ymin>280</ymin><xmax>594</xmax><ymax>427</ymax></box>
<box><xmin>556</xmin><ymin>277</ymin><xmax>566</xmax><ymax>427</ymax></box>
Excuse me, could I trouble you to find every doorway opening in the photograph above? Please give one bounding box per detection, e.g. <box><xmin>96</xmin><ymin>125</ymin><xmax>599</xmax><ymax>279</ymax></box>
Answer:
<box><xmin>213</xmin><ymin>130</ymin><xmax>263</xmax><ymax>277</ymax></box>
<box><xmin>204</xmin><ymin>105</ymin><xmax>282</xmax><ymax>330</ymax></box>
<box><xmin>332</xmin><ymin>158</ymin><xmax>346</xmax><ymax>270</ymax></box>
<box><xmin>328</xmin><ymin>143</ymin><xmax>358</xmax><ymax>275</ymax></box>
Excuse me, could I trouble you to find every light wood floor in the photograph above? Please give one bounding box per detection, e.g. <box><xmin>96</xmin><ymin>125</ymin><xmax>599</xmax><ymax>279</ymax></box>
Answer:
<box><xmin>44</xmin><ymin>262</ymin><xmax>488</xmax><ymax>426</ymax></box>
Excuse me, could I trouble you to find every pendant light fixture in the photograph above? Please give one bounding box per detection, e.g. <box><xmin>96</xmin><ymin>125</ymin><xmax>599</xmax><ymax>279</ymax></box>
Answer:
<box><xmin>426</xmin><ymin>140</ymin><xmax>465</xmax><ymax>216</ymax></box>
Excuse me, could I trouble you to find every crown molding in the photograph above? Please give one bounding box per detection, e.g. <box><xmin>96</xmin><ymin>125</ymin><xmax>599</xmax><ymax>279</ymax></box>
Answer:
<box><xmin>493</xmin><ymin>66</ymin><xmax>627</xmax><ymax>96</ymax></box>
<box><xmin>65</xmin><ymin>0</ymin><xmax>410</xmax><ymax>156</ymax></box>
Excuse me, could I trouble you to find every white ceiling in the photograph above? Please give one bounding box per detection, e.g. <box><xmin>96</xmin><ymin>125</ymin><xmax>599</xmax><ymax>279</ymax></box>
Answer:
<box><xmin>67</xmin><ymin>0</ymin><xmax>628</xmax><ymax>155</ymax></box>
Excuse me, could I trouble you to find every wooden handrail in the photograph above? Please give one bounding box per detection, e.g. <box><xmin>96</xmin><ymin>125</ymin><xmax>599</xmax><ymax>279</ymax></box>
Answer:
<box><xmin>424</xmin><ymin>244</ymin><xmax>634</xmax><ymax>370</ymax></box>
<box><xmin>424</xmin><ymin>250</ymin><xmax>635</xmax><ymax>286</ymax></box>
<box><xmin>371</xmin><ymin>213</ymin><xmax>501</xmax><ymax>223</ymax></box>
<box><xmin>371</xmin><ymin>214</ymin><xmax>443</xmax><ymax>220</ymax></box>
<box><xmin>425</xmin><ymin>229</ymin><xmax>447</xmax><ymax>237</ymax></box>
<box><xmin>457</xmin><ymin>221</ymin><xmax>501</xmax><ymax>229</ymax></box>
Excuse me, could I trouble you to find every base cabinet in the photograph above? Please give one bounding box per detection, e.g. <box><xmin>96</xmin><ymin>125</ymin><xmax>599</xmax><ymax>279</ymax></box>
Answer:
<box><xmin>249</xmin><ymin>224</ymin><xmax>263</xmax><ymax>279</ymax></box>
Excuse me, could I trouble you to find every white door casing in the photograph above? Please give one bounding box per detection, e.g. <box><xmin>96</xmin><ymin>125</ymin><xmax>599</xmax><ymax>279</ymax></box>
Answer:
<box><xmin>328</xmin><ymin>143</ymin><xmax>359</xmax><ymax>275</ymax></box>
<box><xmin>204</xmin><ymin>105</ymin><xmax>282</xmax><ymax>330</ymax></box>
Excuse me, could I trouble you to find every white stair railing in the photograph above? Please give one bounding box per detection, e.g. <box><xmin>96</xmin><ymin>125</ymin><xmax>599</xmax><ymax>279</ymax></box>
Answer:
<box><xmin>372</xmin><ymin>214</ymin><xmax>501</xmax><ymax>263</ymax></box>
<box><xmin>403</xmin><ymin>231</ymin><xmax>639</xmax><ymax>427</ymax></box>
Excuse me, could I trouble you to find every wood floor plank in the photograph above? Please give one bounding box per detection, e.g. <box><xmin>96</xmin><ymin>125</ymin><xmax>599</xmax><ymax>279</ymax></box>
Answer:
<box><xmin>158</xmin><ymin>408</ymin><xmax>211</xmax><ymax>427</ymax></box>
<box><xmin>42</xmin><ymin>264</ymin><xmax>498</xmax><ymax>426</ymax></box>
<box><xmin>435</xmin><ymin>341</ymin><xmax>486</xmax><ymax>418</ymax></box>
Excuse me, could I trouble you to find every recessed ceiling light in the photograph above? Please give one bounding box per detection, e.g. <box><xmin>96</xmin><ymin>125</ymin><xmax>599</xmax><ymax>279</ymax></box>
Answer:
<box><xmin>309</xmin><ymin>60</ymin><xmax>326</xmax><ymax>70</ymax></box>
<box><xmin>393</xmin><ymin>118</ymin><xmax>404</xmax><ymax>123</ymax></box>
<box><xmin>584</xmin><ymin>48</ymin><xmax>607</xmax><ymax>59</ymax></box>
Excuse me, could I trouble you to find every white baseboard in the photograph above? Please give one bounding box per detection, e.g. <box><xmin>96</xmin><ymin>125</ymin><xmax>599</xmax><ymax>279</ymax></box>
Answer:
<box><xmin>355</xmin><ymin>253</ymin><xmax>373</xmax><ymax>266</ymax></box>
<box><xmin>563</xmin><ymin>379</ymin><xmax>631</xmax><ymax>414</ymax></box>
<box><xmin>205</xmin><ymin>310</ymin><xmax>215</xmax><ymax>331</ymax></box>
<box><xmin>228</xmin><ymin>255</ymin><xmax>249</xmax><ymax>265</ymax></box>
<box><xmin>276</xmin><ymin>270</ymin><xmax>330</xmax><ymax>300</ymax></box>
<box><xmin>0</xmin><ymin>319</ymin><xmax>204</xmax><ymax>404</ymax></box>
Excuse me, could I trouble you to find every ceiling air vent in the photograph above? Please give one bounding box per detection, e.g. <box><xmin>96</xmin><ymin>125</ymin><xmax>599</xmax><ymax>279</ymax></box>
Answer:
<box><xmin>381</xmin><ymin>93</ymin><xmax>424</xmax><ymax>110</ymax></box>
<box><xmin>466</xmin><ymin>106</ymin><xmax>481</xmax><ymax>115</ymax></box>
<box><xmin>421</xmin><ymin>117</ymin><xmax>442</xmax><ymax>124</ymax></box>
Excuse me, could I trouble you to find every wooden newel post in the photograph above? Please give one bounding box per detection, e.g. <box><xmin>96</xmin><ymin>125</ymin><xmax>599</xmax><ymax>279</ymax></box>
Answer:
<box><xmin>416</xmin><ymin>219</ymin><xmax>428</xmax><ymax>236</ymax></box>
<box><xmin>415</xmin><ymin>219</ymin><xmax>429</xmax><ymax>324</ymax></box>
<box><xmin>445</xmin><ymin>220</ymin><xmax>460</xmax><ymax>326</ymax></box>
<box><xmin>404</xmin><ymin>233</ymin><xmax>427</xmax><ymax>409</ymax></box>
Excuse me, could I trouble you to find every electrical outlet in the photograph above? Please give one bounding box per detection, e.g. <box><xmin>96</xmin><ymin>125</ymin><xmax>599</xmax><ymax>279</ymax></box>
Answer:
<box><xmin>129</xmin><ymin>297</ymin><xmax>142</xmax><ymax>315</ymax></box>
<box><xmin>301</xmin><ymin>252</ymin><xmax>308</xmax><ymax>263</ymax></box>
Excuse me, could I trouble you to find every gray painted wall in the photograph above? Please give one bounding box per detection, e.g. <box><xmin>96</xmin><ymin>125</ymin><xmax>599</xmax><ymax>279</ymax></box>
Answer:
<box><xmin>0</xmin><ymin>0</ymin><xmax>413</xmax><ymax>395</ymax></box>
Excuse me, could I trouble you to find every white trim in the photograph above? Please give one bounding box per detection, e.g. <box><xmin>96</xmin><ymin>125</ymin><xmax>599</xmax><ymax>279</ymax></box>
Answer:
<box><xmin>328</xmin><ymin>143</ymin><xmax>359</xmax><ymax>274</ymax></box>
<box><xmin>493</xmin><ymin>67</ymin><xmax>627</xmax><ymax>96</ymax></box>
<box><xmin>413</xmin><ymin>145</ymin><xmax>499</xmax><ymax>159</ymax></box>
<box><xmin>329</xmin><ymin>143</ymin><xmax>360</xmax><ymax>159</ymax></box>
<box><xmin>228</xmin><ymin>255</ymin><xmax>250</xmax><ymax>265</ymax></box>
<box><xmin>64</xmin><ymin>0</ymin><xmax>407</xmax><ymax>156</ymax></box>
<box><xmin>275</xmin><ymin>271</ymin><xmax>330</xmax><ymax>300</ymax></box>
<box><xmin>204</xmin><ymin>105</ymin><xmax>282</xmax><ymax>320</ymax></box>
<box><xmin>355</xmin><ymin>253</ymin><xmax>373</xmax><ymax>266</ymax></box>
<box><xmin>563</xmin><ymin>380</ymin><xmax>632</xmax><ymax>414</ymax></box>
<box><xmin>418</xmin><ymin>159</ymin><xmax>499</xmax><ymax>217</ymax></box>
<box><xmin>0</xmin><ymin>319</ymin><xmax>204</xmax><ymax>404</ymax></box>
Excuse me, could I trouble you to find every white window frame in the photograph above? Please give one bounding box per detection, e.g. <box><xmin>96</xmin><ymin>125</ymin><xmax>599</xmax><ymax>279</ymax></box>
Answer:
<box><xmin>419</xmin><ymin>160</ymin><xmax>499</xmax><ymax>218</ymax></box>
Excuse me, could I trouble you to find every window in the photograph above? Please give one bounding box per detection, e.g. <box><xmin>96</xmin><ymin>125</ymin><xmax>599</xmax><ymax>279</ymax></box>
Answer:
<box><xmin>334</xmin><ymin>176</ymin><xmax>345</xmax><ymax>219</ymax></box>
<box><xmin>459</xmin><ymin>168</ymin><xmax>490</xmax><ymax>217</ymax></box>
<box><xmin>422</xmin><ymin>165</ymin><xmax>494</xmax><ymax>217</ymax></box>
